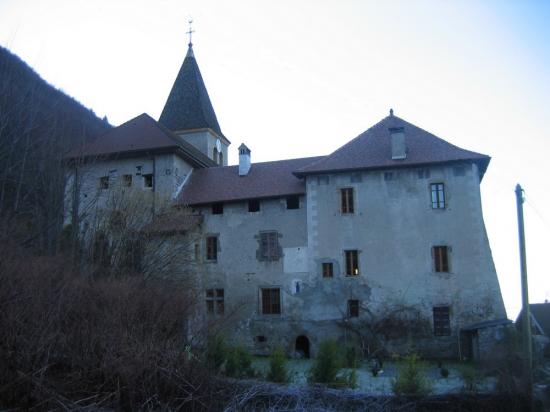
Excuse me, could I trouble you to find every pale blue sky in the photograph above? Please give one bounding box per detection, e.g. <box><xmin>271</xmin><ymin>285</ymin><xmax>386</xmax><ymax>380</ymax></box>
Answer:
<box><xmin>1</xmin><ymin>0</ymin><xmax>549</xmax><ymax>318</ymax></box>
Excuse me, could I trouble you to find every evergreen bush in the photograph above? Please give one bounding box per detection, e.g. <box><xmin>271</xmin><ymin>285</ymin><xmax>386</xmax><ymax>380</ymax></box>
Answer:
<box><xmin>206</xmin><ymin>334</ymin><xmax>227</xmax><ymax>372</ymax></box>
<box><xmin>225</xmin><ymin>346</ymin><xmax>254</xmax><ymax>378</ymax></box>
<box><xmin>392</xmin><ymin>354</ymin><xmax>432</xmax><ymax>396</ymax></box>
<box><xmin>308</xmin><ymin>339</ymin><xmax>357</xmax><ymax>388</ymax></box>
<box><xmin>267</xmin><ymin>346</ymin><xmax>289</xmax><ymax>383</ymax></box>
<box><xmin>309</xmin><ymin>339</ymin><xmax>342</xmax><ymax>385</ymax></box>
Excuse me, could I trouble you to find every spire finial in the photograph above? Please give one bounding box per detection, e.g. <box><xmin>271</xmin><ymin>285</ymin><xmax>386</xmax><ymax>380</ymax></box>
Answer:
<box><xmin>186</xmin><ymin>18</ymin><xmax>195</xmax><ymax>47</ymax></box>
<box><xmin>390</xmin><ymin>108</ymin><xmax>394</xmax><ymax>117</ymax></box>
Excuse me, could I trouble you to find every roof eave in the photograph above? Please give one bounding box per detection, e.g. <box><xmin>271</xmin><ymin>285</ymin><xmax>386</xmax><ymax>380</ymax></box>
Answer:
<box><xmin>294</xmin><ymin>157</ymin><xmax>491</xmax><ymax>179</ymax></box>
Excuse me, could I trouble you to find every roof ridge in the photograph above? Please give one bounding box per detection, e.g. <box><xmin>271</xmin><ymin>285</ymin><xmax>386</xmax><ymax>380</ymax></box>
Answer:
<box><xmin>295</xmin><ymin>114</ymin><xmax>490</xmax><ymax>178</ymax></box>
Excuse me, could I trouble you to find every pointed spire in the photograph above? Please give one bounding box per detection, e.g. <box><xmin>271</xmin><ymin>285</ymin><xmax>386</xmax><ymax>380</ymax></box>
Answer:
<box><xmin>185</xmin><ymin>42</ymin><xmax>195</xmax><ymax>58</ymax></box>
<box><xmin>159</xmin><ymin>38</ymin><xmax>224</xmax><ymax>137</ymax></box>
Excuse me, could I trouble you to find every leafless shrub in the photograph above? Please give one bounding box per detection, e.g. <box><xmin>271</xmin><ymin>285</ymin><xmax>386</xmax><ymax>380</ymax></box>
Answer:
<box><xmin>0</xmin><ymin>242</ymin><xmax>229</xmax><ymax>410</ymax></box>
<box><xmin>338</xmin><ymin>303</ymin><xmax>432</xmax><ymax>359</ymax></box>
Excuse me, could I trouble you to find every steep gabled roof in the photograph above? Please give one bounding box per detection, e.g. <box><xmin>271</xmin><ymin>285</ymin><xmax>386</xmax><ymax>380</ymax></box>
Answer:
<box><xmin>159</xmin><ymin>45</ymin><xmax>226</xmax><ymax>139</ymax></box>
<box><xmin>295</xmin><ymin>114</ymin><xmax>490</xmax><ymax>179</ymax></box>
<box><xmin>65</xmin><ymin>113</ymin><xmax>216</xmax><ymax>168</ymax></box>
<box><xmin>178</xmin><ymin>156</ymin><xmax>324</xmax><ymax>206</ymax></box>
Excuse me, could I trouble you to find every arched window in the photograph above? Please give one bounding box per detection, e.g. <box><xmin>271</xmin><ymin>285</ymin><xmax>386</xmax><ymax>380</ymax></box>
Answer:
<box><xmin>213</xmin><ymin>147</ymin><xmax>219</xmax><ymax>163</ymax></box>
<box><xmin>219</xmin><ymin>151</ymin><xmax>224</xmax><ymax>166</ymax></box>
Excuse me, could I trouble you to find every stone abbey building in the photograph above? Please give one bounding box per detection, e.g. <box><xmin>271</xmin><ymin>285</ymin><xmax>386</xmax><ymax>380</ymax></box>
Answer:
<box><xmin>65</xmin><ymin>42</ymin><xmax>507</xmax><ymax>359</ymax></box>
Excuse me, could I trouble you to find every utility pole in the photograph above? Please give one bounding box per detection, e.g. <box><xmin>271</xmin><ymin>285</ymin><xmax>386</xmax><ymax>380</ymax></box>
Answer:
<box><xmin>515</xmin><ymin>183</ymin><xmax>533</xmax><ymax>407</ymax></box>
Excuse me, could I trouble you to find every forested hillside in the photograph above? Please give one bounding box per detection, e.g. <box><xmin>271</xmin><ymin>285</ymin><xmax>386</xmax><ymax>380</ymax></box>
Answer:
<box><xmin>0</xmin><ymin>45</ymin><xmax>111</xmax><ymax>253</ymax></box>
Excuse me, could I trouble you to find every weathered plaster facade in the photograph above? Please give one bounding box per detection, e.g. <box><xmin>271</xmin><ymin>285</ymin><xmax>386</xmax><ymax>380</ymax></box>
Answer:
<box><xmin>192</xmin><ymin>161</ymin><xmax>505</xmax><ymax>358</ymax></box>
<box><xmin>64</xmin><ymin>42</ymin><xmax>507</xmax><ymax>360</ymax></box>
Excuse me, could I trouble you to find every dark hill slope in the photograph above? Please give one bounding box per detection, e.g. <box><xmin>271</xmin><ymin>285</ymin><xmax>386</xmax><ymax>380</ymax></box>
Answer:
<box><xmin>0</xmin><ymin>45</ymin><xmax>111</xmax><ymax>252</ymax></box>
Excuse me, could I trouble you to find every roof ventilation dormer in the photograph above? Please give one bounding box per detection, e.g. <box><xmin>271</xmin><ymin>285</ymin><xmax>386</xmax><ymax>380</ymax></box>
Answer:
<box><xmin>239</xmin><ymin>143</ymin><xmax>251</xmax><ymax>176</ymax></box>
<box><xmin>389</xmin><ymin>126</ymin><xmax>406</xmax><ymax>160</ymax></box>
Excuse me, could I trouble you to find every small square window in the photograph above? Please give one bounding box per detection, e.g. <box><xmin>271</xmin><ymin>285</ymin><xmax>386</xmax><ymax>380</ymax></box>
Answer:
<box><xmin>286</xmin><ymin>196</ymin><xmax>299</xmax><ymax>209</ymax></box>
<box><xmin>433</xmin><ymin>306</ymin><xmax>451</xmax><ymax>336</ymax></box>
<box><xmin>143</xmin><ymin>174</ymin><xmax>153</xmax><ymax>188</ymax></box>
<box><xmin>453</xmin><ymin>166</ymin><xmax>465</xmax><ymax>177</ymax></box>
<box><xmin>348</xmin><ymin>299</ymin><xmax>359</xmax><ymax>317</ymax></box>
<box><xmin>433</xmin><ymin>246</ymin><xmax>449</xmax><ymax>272</ymax></box>
<box><xmin>212</xmin><ymin>203</ymin><xmax>224</xmax><ymax>214</ymax></box>
<box><xmin>206</xmin><ymin>236</ymin><xmax>218</xmax><ymax>261</ymax></box>
<box><xmin>345</xmin><ymin>250</ymin><xmax>359</xmax><ymax>276</ymax></box>
<box><xmin>123</xmin><ymin>174</ymin><xmax>132</xmax><ymax>187</ymax></box>
<box><xmin>384</xmin><ymin>172</ymin><xmax>394</xmax><ymax>181</ymax></box>
<box><xmin>431</xmin><ymin>183</ymin><xmax>445</xmax><ymax>209</ymax></box>
<box><xmin>350</xmin><ymin>172</ymin><xmax>362</xmax><ymax>183</ymax></box>
<box><xmin>322</xmin><ymin>262</ymin><xmax>334</xmax><ymax>278</ymax></box>
<box><xmin>417</xmin><ymin>168</ymin><xmax>430</xmax><ymax>179</ymax></box>
<box><xmin>99</xmin><ymin>176</ymin><xmax>109</xmax><ymax>189</ymax></box>
<box><xmin>248</xmin><ymin>199</ymin><xmax>260</xmax><ymax>212</ymax></box>
<box><xmin>340</xmin><ymin>188</ymin><xmax>354</xmax><ymax>214</ymax></box>
<box><xmin>317</xmin><ymin>176</ymin><xmax>329</xmax><ymax>185</ymax></box>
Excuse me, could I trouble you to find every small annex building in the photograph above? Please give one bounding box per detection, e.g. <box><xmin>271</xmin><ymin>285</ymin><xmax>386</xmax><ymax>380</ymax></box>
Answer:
<box><xmin>65</xmin><ymin>41</ymin><xmax>508</xmax><ymax>359</ymax></box>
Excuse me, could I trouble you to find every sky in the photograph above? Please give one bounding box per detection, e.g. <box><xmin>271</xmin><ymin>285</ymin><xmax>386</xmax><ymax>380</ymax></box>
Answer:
<box><xmin>1</xmin><ymin>0</ymin><xmax>549</xmax><ymax>318</ymax></box>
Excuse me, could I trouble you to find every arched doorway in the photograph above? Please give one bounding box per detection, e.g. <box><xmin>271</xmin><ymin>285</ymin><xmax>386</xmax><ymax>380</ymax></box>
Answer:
<box><xmin>295</xmin><ymin>335</ymin><xmax>310</xmax><ymax>358</ymax></box>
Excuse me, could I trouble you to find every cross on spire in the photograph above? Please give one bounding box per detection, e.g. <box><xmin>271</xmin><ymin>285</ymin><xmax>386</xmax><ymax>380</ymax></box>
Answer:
<box><xmin>186</xmin><ymin>19</ymin><xmax>195</xmax><ymax>46</ymax></box>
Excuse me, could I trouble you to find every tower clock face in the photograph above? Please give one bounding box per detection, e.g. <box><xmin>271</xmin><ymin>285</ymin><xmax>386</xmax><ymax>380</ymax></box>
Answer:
<box><xmin>215</xmin><ymin>139</ymin><xmax>222</xmax><ymax>152</ymax></box>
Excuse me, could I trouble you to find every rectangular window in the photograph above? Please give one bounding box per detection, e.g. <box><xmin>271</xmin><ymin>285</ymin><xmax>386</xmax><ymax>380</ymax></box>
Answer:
<box><xmin>206</xmin><ymin>288</ymin><xmax>224</xmax><ymax>315</ymax></box>
<box><xmin>123</xmin><ymin>174</ymin><xmax>132</xmax><ymax>187</ymax></box>
<box><xmin>350</xmin><ymin>172</ymin><xmax>362</xmax><ymax>183</ymax></box>
<box><xmin>322</xmin><ymin>262</ymin><xmax>334</xmax><ymax>278</ymax></box>
<box><xmin>99</xmin><ymin>176</ymin><xmax>109</xmax><ymax>189</ymax></box>
<box><xmin>317</xmin><ymin>175</ymin><xmax>329</xmax><ymax>185</ymax></box>
<box><xmin>212</xmin><ymin>203</ymin><xmax>224</xmax><ymax>214</ymax></box>
<box><xmin>433</xmin><ymin>306</ymin><xmax>451</xmax><ymax>336</ymax></box>
<box><xmin>348</xmin><ymin>299</ymin><xmax>359</xmax><ymax>317</ymax></box>
<box><xmin>384</xmin><ymin>172</ymin><xmax>394</xmax><ymax>181</ymax></box>
<box><xmin>345</xmin><ymin>250</ymin><xmax>359</xmax><ymax>276</ymax></box>
<box><xmin>143</xmin><ymin>174</ymin><xmax>153</xmax><ymax>188</ymax></box>
<box><xmin>433</xmin><ymin>246</ymin><xmax>449</xmax><ymax>272</ymax></box>
<box><xmin>340</xmin><ymin>188</ymin><xmax>354</xmax><ymax>214</ymax></box>
<box><xmin>453</xmin><ymin>166</ymin><xmax>465</xmax><ymax>177</ymax></box>
<box><xmin>431</xmin><ymin>183</ymin><xmax>445</xmax><ymax>209</ymax></box>
<box><xmin>286</xmin><ymin>195</ymin><xmax>299</xmax><ymax>209</ymax></box>
<box><xmin>248</xmin><ymin>199</ymin><xmax>260</xmax><ymax>212</ymax></box>
<box><xmin>261</xmin><ymin>288</ymin><xmax>281</xmax><ymax>315</ymax></box>
<box><xmin>206</xmin><ymin>236</ymin><xmax>218</xmax><ymax>261</ymax></box>
<box><xmin>417</xmin><ymin>168</ymin><xmax>430</xmax><ymax>179</ymax></box>
<box><xmin>259</xmin><ymin>231</ymin><xmax>280</xmax><ymax>261</ymax></box>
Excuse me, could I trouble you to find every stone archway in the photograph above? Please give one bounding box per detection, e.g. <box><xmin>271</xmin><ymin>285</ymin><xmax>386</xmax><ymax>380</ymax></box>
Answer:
<box><xmin>295</xmin><ymin>335</ymin><xmax>310</xmax><ymax>358</ymax></box>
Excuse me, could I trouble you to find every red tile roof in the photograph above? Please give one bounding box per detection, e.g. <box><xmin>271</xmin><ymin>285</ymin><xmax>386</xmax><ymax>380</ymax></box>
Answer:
<box><xmin>177</xmin><ymin>156</ymin><xmax>324</xmax><ymax>206</ymax></box>
<box><xmin>66</xmin><ymin>113</ymin><xmax>215</xmax><ymax>168</ymax></box>
<box><xmin>294</xmin><ymin>115</ymin><xmax>490</xmax><ymax>178</ymax></box>
<box><xmin>141</xmin><ymin>212</ymin><xmax>203</xmax><ymax>236</ymax></box>
<box><xmin>178</xmin><ymin>114</ymin><xmax>491</xmax><ymax>205</ymax></box>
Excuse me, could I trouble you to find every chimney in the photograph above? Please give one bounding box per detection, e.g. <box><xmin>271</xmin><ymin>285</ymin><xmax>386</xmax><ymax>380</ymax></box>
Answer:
<box><xmin>238</xmin><ymin>143</ymin><xmax>251</xmax><ymax>176</ymax></box>
<box><xmin>389</xmin><ymin>127</ymin><xmax>406</xmax><ymax>160</ymax></box>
